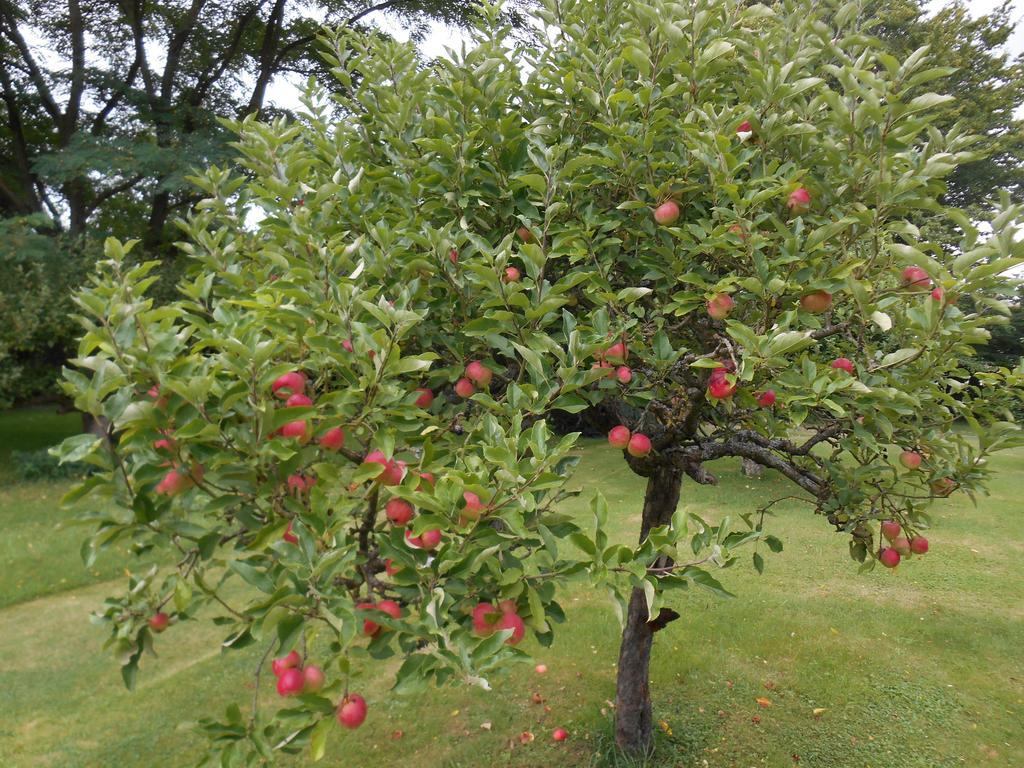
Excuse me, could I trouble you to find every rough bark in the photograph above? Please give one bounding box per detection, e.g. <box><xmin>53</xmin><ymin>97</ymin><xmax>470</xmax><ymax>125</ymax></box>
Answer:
<box><xmin>741</xmin><ymin>457</ymin><xmax>763</xmax><ymax>478</ymax></box>
<box><xmin>614</xmin><ymin>465</ymin><xmax>683</xmax><ymax>755</ymax></box>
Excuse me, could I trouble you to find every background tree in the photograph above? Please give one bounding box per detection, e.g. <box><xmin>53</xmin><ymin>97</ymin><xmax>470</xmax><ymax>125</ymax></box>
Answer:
<box><xmin>0</xmin><ymin>0</ymin><xmax>523</xmax><ymax>405</ymax></box>
<box><xmin>57</xmin><ymin>0</ymin><xmax>1024</xmax><ymax>763</ymax></box>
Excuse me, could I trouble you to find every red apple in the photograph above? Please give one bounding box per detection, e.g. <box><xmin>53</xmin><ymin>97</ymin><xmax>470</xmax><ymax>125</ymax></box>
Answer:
<box><xmin>358</xmin><ymin>602</ymin><xmax>382</xmax><ymax>636</ymax></box>
<box><xmin>336</xmin><ymin>694</ymin><xmax>367</xmax><ymax>729</ymax></box>
<box><xmin>503</xmin><ymin>266</ymin><xmax>521</xmax><ymax>283</ymax></box>
<box><xmin>419</xmin><ymin>528</ymin><xmax>442</xmax><ymax>550</ymax></box>
<box><xmin>385</xmin><ymin>558</ymin><xmax>401</xmax><ymax>576</ymax></box>
<box><xmin>449</xmin><ymin>248</ymin><xmax>458</xmax><ymax>264</ymax></box>
<box><xmin>653</xmin><ymin>200</ymin><xmax>680</xmax><ymax>225</ymax></box>
<box><xmin>272</xmin><ymin>650</ymin><xmax>301</xmax><ymax>676</ymax></box>
<box><xmin>342</xmin><ymin>339</ymin><xmax>354</xmax><ymax>353</ymax></box>
<box><xmin>899</xmin><ymin>451</ymin><xmax>922</xmax><ymax>470</ymax></box>
<box><xmin>604</xmin><ymin>341</ymin><xmax>628</xmax><ymax>365</ymax></box>
<box><xmin>465</xmin><ymin>361</ymin><xmax>492</xmax><ymax>387</ymax></box>
<box><xmin>279</xmin><ymin>419</ymin><xmax>309</xmax><ymax>440</ymax></box>
<box><xmin>728</xmin><ymin>223</ymin><xmax>748</xmax><ymax>240</ymax></box>
<box><xmin>417</xmin><ymin>471</ymin><xmax>435</xmax><ymax>490</ymax></box>
<box><xmin>892</xmin><ymin>536</ymin><xmax>912</xmax><ymax>556</ymax></box>
<box><xmin>535</xmin><ymin>664</ymin><xmax>548</xmax><ymax>675</ymax></box>
<box><xmin>787</xmin><ymin>187</ymin><xmax>811</xmax><ymax>214</ymax></box>
<box><xmin>902</xmin><ymin>266</ymin><xmax>931</xmax><ymax>291</ymax></box>
<box><xmin>800</xmin><ymin>290</ymin><xmax>833</xmax><ymax>314</ymax></box>
<box><xmin>152</xmin><ymin>435</ymin><xmax>174</xmax><ymax>452</ymax></box>
<box><xmin>615</xmin><ymin>366</ymin><xmax>633</xmax><ymax>384</ymax></box>
<box><xmin>707</xmin><ymin>293</ymin><xmax>735</xmax><ymax>320</ymax></box>
<box><xmin>365</xmin><ymin>450</ymin><xmax>405</xmax><ymax>486</ymax></box>
<box><xmin>414</xmin><ymin>388</ymin><xmax>434</xmax><ymax>408</ymax></box>
<box><xmin>516</xmin><ymin>226</ymin><xmax>535</xmax><ymax>243</ymax></box>
<box><xmin>283</xmin><ymin>520</ymin><xmax>298</xmax><ymax>545</ymax></box>
<box><xmin>627</xmin><ymin>433</ymin><xmax>652</xmax><ymax>457</ymax></box>
<box><xmin>879</xmin><ymin>548</ymin><xmax>901</xmax><ymax>568</ymax></box>
<box><xmin>909</xmin><ymin>536</ymin><xmax>929</xmax><ymax>554</ymax></box>
<box><xmin>319</xmin><ymin>426</ymin><xmax>345</xmax><ymax>451</ymax></box>
<box><xmin>608</xmin><ymin>425</ymin><xmax>631</xmax><ymax>448</ymax></box>
<box><xmin>880</xmin><ymin>520</ymin><xmax>902</xmax><ymax>542</ymax></box>
<box><xmin>757</xmin><ymin>390</ymin><xmax>776</xmax><ymax>407</ymax></box>
<box><xmin>149</xmin><ymin>612</ymin><xmax>169</xmax><ymax>633</ymax></box>
<box><xmin>385</xmin><ymin>499</ymin><xmax>414</xmax><ymax>526</ymax></box>
<box><xmin>707</xmin><ymin>368</ymin><xmax>736</xmax><ymax>399</ymax></box>
<box><xmin>831</xmin><ymin>357</ymin><xmax>854</xmax><ymax>375</ymax></box>
<box><xmin>454</xmin><ymin>377</ymin><xmax>475</xmax><ymax>398</ymax></box>
<box><xmin>553</xmin><ymin>728</ymin><xmax>569</xmax><ymax>742</ymax></box>
<box><xmin>277</xmin><ymin>667</ymin><xmax>306</xmax><ymax>696</ymax></box>
<box><xmin>931</xmin><ymin>287</ymin><xmax>945</xmax><ymax>302</ymax></box>
<box><xmin>272</xmin><ymin>371</ymin><xmax>306</xmax><ymax>399</ymax></box>
<box><xmin>156</xmin><ymin>468</ymin><xmax>192</xmax><ymax>496</ymax></box>
<box><xmin>462</xmin><ymin>491</ymin><xmax>486</xmax><ymax>521</ymax></box>
<box><xmin>931</xmin><ymin>477</ymin><xmax>956</xmax><ymax>497</ymax></box>
<box><xmin>302</xmin><ymin>665</ymin><xmax>325</xmax><ymax>693</ymax></box>
<box><xmin>497</xmin><ymin>611</ymin><xmax>526</xmax><ymax>645</ymax></box>
<box><xmin>285</xmin><ymin>393</ymin><xmax>313</xmax><ymax>407</ymax></box>
<box><xmin>472</xmin><ymin>602</ymin><xmax>499</xmax><ymax>635</ymax></box>
<box><xmin>378</xmin><ymin>600</ymin><xmax>402</xmax><ymax>622</ymax></box>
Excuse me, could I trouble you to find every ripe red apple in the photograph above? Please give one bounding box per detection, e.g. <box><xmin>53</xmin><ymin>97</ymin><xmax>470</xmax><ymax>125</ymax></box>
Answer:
<box><xmin>931</xmin><ymin>477</ymin><xmax>956</xmax><ymax>497</ymax></box>
<box><xmin>272</xmin><ymin>371</ymin><xmax>306</xmax><ymax>399</ymax></box>
<box><xmin>302</xmin><ymin>665</ymin><xmax>325</xmax><ymax>693</ymax></box>
<box><xmin>465</xmin><ymin>361</ymin><xmax>492</xmax><ymax>387</ymax></box>
<box><xmin>800</xmin><ymin>290</ymin><xmax>833</xmax><ymax>314</ymax></box>
<box><xmin>736</xmin><ymin>120</ymin><xmax>753</xmax><ymax>141</ymax></box>
<box><xmin>892</xmin><ymin>536</ymin><xmax>912</xmax><ymax>556</ymax></box>
<box><xmin>653</xmin><ymin>200</ymin><xmax>680</xmax><ymax>225</ymax></box>
<box><xmin>365</xmin><ymin>450</ymin><xmax>405</xmax><ymax>486</ymax></box>
<box><xmin>472</xmin><ymin>602</ymin><xmax>499</xmax><ymax>635</ymax></box>
<box><xmin>152</xmin><ymin>435</ymin><xmax>174</xmax><ymax>452</ymax></box>
<box><xmin>149</xmin><ymin>612</ymin><xmax>169</xmax><ymax>633</ymax></box>
<box><xmin>454</xmin><ymin>377</ymin><xmax>475</xmax><ymax>398</ymax></box>
<box><xmin>337</xmin><ymin>694</ymin><xmax>367</xmax><ymax>729</ymax></box>
<box><xmin>707</xmin><ymin>293</ymin><xmax>735</xmax><ymax>320</ymax></box>
<box><xmin>283</xmin><ymin>520</ymin><xmax>298</xmax><ymax>545</ymax></box>
<box><xmin>378</xmin><ymin>600</ymin><xmax>402</xmax><ymax>622</ymax></box>
<box><xmin>878</xmin><ymin>548</ymin><xmax>901</xmax><ymax>568</ymax></box>
<box><xmin>414</xmin><ymin>388</ymin><xmax>434</xmax><ymax>408</ymax></box>
<box><xmin>553</xmin><ymin>728</ymin><xmax>569</xmax><ymax>742</ymax></box>
<box><xmin>417</xmin><ymin>471</ymin><xmax>435</xmax><ymax>489</ymax></box>
<box><xmin>604</xmin><ymin>341</ymin><xmax>628</xmax><ymax>365</ymax></box>
<box><xmin>342</xmin><ymin>339</ymin><xmax>354</xmax><ymax>353</ymax></box>
<box><xmin>277</xmin><ymin>667</ymin><xmax>306</xmax><ymax>696</ymax></box>
<box><xmin>462</xmin><ymin>491</ymin><xmax>486</xmax><ymax>521</ymax></box>
<box><xmin>287</xmin><ymin>473</ymin><xmax>315</xmax><ymax>495</ymax></box>
<box><xmin>358</xmin><ymin>602</ymin><xmax>382</xmax><ymax>636</ymax></box>
<box><xmin>831</xmin><ymin>357</ymin><xmax>855</xmax><ymax>375</ymax></box>
<box><xmin>385</xmin><ymin>498</ymin><xmax>414</xmax><ymax>526</ymax></box>
<box><xmin>497</xmin><ymin>610</ymin><xmax>526</xmax><ymax>645</ymax></box>
<box><xmin>449</xmin><ymin>248</ymin><xmax>458</xmax><ymax>264</ymax></box>
<box><xmin>899</xmin><ymin>450</ymin><xmax>922</xmax><ymax>470</ymax></box>
<box><xmin>272</xmin><ymin>650</ymin><xmax>301</xmax><ymax>676</ymax></box>
<box><xmin>901</xmin><ymin>266</ymin><xmax>931</xmax><ymax>291</ymax></box>
<box><xmin>592</xmin><ymin>360</ymin><xmax>614</xmax><ymax>379</ymax></box>
<box><xmin>880</xmin><ymin>520</ymin><xmax>901</xmax><ymax>542</ymax></box>
<box><xmin>608</xmin><ymin>425</ymin><xmax>631</xmax><ymax>448</ymax></box>
<box><xmin>931</xmin><ymin>287</ymin><xmax>945</xmax><ymax>302</ymax></box>
<box><xmin>627</xmin><ymin>433</ymin><xmax>652</xmax><ymax>458</ymax></box>
<box><xmin>615</xmin><ymin>365</ymin><xmax>632</xmax><ymax>384</ymax></box>
<box><xmin>285</xmin><ymin>393</ymin><xmax>313</xmax><ymax>407</ymax></box>
<box><xmin>707</xmin><ymin>368</ymin><xmax>736</xmax><ymax>399</ymax></box>
<box><xmin>156</xmin><ymin>468</ymin><xmax>192</xmax><ymax>496</ymax></box>
<box><xmin>503</xmin><ymin>266</ymin><xmax>521</xmax><ymax>283</ymax></box>
<box><xmin>385</xmin><ymin>558</ymin><xmax>401</xmax><ymax>576</ymax></box>
<box><xmin>319</xmin><ymin>426</ymin><xmax>345</xmax><ymax>451</ymax></box>
<box><xmin>910</xmin><ymin>536</ymin><xmax>929</xmax><ymax>554</ymax></box>
<box><xmin>535</xmin><ymin>664</ymin><xmax>548</xmax><ymax>675</ymax></box>
<box><xmin>516</xmin><ymin>226</ymin><xmax>535</xmax><ymax>243</ymax></box>
<box><xmin>757</xmin><ymin>390</ymin><xmax>776</xmax><ymax>407</ymax></box>
<box><xmin>787</xmin><ymin>187</ymin><xmax>811</xmax><ymax>214</ymax></box>
<box><xmin>279</xmin><ymin>419</ymin><xmax>309</xmax><ymax>440</ymax></box>
<box><xmin>419</xmin><ymin>528</ymin><xmax>442</xmax><ymax>550</ymax></box>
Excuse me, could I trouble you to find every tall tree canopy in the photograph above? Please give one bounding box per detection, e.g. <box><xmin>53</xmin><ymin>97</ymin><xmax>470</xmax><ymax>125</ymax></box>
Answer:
<box><xmin>0</xmin><ymin>0</ymin><xmax>505</xmax><ymax>249</ymax></box>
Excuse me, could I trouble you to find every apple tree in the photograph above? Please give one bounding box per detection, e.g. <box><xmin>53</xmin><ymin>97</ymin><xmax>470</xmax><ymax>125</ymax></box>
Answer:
<box><xmin>57</xmin><ymin>0</ymin><xmax>1024</xmax><ymax>761</ymax></box>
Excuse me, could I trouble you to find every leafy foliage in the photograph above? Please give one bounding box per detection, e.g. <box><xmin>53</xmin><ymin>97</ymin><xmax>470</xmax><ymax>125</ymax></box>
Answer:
<box><xmin>56</xmin><ymin>0</ymin><xmax>1023</xmax><ymax>763</ymax></box>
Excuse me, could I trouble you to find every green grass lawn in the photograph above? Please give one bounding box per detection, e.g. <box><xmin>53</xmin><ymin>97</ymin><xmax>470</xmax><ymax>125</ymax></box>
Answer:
<box><xmin>0</xmin><ymin>408</ymin><xmax>1021</xmax><ymax>767</ymax></box>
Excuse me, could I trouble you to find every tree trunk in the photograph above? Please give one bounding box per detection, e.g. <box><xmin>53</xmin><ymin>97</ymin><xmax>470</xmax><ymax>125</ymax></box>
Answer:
<box><xmin>614</xmin><ymin>465</ymin><xmax>683</xmax><ymax>755</ymax></box>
